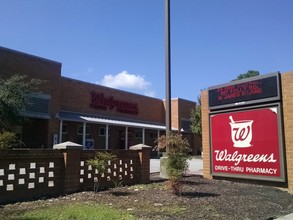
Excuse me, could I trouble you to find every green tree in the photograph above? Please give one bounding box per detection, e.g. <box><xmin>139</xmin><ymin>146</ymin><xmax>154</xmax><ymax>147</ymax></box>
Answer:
<box><xmin>0</xmin><ymin>131</ymin><xmax>20</xmax><ymax>149</ymax></box>
<box><xmin>0</xmin><ymin>75</ymin><xmax>42</xmax><ymax>131</ymax></box>
<box><xmin>190</xmin><ymin>95</ymin><xmax>202</xmax><ymax>135</ymax></box>
<box><xmin>156</xmin><ymin>132</ymin><xmax>192</xmax><ymax>195</ymax></box>
<box><xmin>232</xmin><ymin>70</ymin><xmax>260</xmax><ymax>81</ymax></box>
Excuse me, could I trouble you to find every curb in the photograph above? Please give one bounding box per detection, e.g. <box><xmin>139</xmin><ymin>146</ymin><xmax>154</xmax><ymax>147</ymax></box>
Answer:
<box><xmin>275</xmin><ymin>213</ymin><xmax>293</xmax><ymax>219</ymax></box>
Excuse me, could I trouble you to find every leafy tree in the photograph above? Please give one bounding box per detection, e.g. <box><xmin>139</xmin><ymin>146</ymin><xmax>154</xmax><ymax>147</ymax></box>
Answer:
<box><xmin>190</xmin><ymin>95</ymin><xmax>202</xmax><ymax>135</ymax></box>
<box><xmin>232</xmin><ymin>70</ymin><xmax>260</xmax><ymax>81</ymax></box>
<box><xmin>0</xmin><ymin>75</ymin><xmax>42</xmax><ymax>131</ymax></box>
<box><xmin>0</xmin><ymin>131</ymin><xmax>20</xmax><ymax>149</ymax></box>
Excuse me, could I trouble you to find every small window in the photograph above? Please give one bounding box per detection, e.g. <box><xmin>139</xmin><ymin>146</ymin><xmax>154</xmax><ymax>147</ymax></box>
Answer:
<box><xmin>62</xmin><ymin>124</ymin><xmax>68</xmax><ymax>134</ymax></box>
<box><xmin>99</xmin><ymin>127</ymin><xmax>106</xmax><ymax>136</ymax></box>
<box><xmin>77</xmin><ymin>125</ymin><xmax>90</xmax><ymax>135</ymax></box>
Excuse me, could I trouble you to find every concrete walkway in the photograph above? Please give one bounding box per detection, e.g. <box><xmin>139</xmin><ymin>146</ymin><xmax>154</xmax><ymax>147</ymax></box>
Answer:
<box><xmin>150</xmin><ymin>158</ymin><xmax>203</xmax><ymax>175</ymax></box>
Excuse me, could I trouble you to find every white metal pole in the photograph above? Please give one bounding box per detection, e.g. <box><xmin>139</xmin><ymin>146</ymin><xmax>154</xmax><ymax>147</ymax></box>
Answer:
<box><xmin>142</xmin><ymin>128</ymin><xmax>145</xmax><ymax>144</ymax></box>
<box><xmin>125</xmin><ymin>126</ymin><xmax>128</xmax><ymax>150</ymax></box>
<box><xmin>59</xmin><ymin>120</ymin><xmax>63</xmax><ymax>143</ymax></box>
<box><xmin>82</xmin><ymin>122</ymin><xmax>86</xmax><ymax>148</ymax></box>
<box><xmin>105</xmin><ymin>124</ymin><xmax>109</xmax><ymax>150</ymax></box>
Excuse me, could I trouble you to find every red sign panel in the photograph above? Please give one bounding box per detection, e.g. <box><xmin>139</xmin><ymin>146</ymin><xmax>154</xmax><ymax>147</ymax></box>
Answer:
<box><xmin>211</xmin><ymin>107</ymin><xmax>284</xmax><ymax>181</ymax></box>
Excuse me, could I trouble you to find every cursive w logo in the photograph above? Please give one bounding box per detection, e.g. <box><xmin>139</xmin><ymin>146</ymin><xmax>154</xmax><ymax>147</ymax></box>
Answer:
<box><xmin>233</xmin><ymin>126</ymin><xmax>250</xmax><ymax>141</ymax></box>
<box><xmin>229</xmin><ymin>116</ymin><xmax>253</xmax><ymax>148</ymax></box>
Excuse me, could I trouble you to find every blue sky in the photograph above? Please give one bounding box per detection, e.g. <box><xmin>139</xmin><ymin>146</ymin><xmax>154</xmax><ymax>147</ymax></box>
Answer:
<box><xmin>1</xmin><ymin>0</ymin><xmax>292</xmax><ymax>102</ymax></box>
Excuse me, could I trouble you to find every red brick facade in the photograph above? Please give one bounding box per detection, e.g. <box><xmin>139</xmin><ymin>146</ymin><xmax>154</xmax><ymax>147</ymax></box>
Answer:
<box><xmin>281</xmin><ymin>72</ymin><xmax>293</xmax><ymax>192</ymax></box>
<box><xmin>0</xmin><ymin>46</ymin><xmax>198</xmax><ymax>153</ymax></box>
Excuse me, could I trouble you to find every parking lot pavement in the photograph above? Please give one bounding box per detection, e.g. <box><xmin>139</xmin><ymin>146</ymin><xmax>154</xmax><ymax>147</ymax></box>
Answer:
<box><xmin>150</xmin><ymin>157</ymin><xmax>203</xmax><ymax>175</ymax></box>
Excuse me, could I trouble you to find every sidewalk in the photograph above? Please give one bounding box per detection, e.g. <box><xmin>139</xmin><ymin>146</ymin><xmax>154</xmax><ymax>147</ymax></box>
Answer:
<box><xmin>150</xmin><ymin>157</ymin><xmax>203</xmax><ymax>175</ymax></box>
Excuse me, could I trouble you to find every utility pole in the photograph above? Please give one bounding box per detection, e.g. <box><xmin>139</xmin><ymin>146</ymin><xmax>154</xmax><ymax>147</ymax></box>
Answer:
<box><xmin>165</xmin><ymin>0</ymin><xmax>171</xmax><ymax>154</ymax></box>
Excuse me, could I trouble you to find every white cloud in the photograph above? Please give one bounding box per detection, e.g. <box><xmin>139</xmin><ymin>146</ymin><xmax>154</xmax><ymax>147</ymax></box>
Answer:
<box><xmin>98</xmin><ymin>71</ymin><xmax>155</xmax><ymax>97</ymax></box>
<box><xmin>100</xmin><ymin>71</ymin><xmax>151</xmax><ymax>89</ymax></box>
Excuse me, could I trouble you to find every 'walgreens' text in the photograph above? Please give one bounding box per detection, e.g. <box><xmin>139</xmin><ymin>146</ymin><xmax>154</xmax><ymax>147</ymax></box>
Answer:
<box><xmin>214</xmin><ymin>149</ymin><xmax>277</xmax><ymax>166</ymax></box>
<box><xmin>90</xmin><ymin>92</ymin><xmax>138</xmax><ymax>115</ymax></box>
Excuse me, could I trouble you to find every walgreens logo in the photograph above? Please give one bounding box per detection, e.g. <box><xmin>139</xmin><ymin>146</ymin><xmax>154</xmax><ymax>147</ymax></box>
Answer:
<box><xmin>215</xmin><ymin>115</ymin><xmax>276</xmax><ymax>165</ymax></box>
<box><xmin>229</xmin><ymin>116</ymin><xmax>253</xmax><ymax>148</ymax></box>
<box><xmin>211</xmin><ymin>107</ymin><xmax>282</xmax><ymax>178</ymax></box>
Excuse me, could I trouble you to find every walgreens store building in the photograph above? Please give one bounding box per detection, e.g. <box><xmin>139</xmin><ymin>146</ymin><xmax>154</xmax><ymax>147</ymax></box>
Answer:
<box><xmin>0</xmin><ymin>46</ymin><xmax>199</xmax><ymax>154</ymax></box>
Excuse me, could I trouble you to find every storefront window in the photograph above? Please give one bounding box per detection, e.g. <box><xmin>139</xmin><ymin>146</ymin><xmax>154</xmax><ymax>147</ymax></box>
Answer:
<box><xmin>99</xmin><ymin>127</ymin><xmax>106</xmax><ymax>136</ymax></box>
<box><xmin>62</xmin><ymin>124</ymin><xmax>68</xmax><ymax>134</ymax></box>
<box><xmin>77</xmin><ymin>125</ymin><xmax>90</xmax><ymax>135</ymax></box>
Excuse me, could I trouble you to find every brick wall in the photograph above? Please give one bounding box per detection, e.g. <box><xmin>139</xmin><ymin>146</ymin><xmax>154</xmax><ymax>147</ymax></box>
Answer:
<box><xmin>201</xmin><ymin>90</ymin><xmax>212</xmax><ymax>179</ymax></box>
<box><xmin>281</xmin><ymin>71</ymin><xmax>293</xmax><ymax>192</ymax></box>
<box><xmin>169</xmin><ymin>98</ymin><xmax>179</xmax><ymax>130</ymax></box>
<box><xmin>0</xmin><ymin>46</ymin><xmax>62</xmax><ymax>115</ymax></box>
<box><xmin>0</xmin><ymin>150</ymin><xmax>64</xmax><ymax>203</ymax></box>
<box><xmin>60</xmin><ymin>77</ymin><xmax>165</xmax><ymax>123</ymax></box>
<box><xmin>0</xmin><ymin>46</ymin><xmax>62</xmax><ymax>147</ymax></box>
<box><xmin>166</xmin><ymin>98</ymin><xmax>196</xmax><ymax>131</ymax></box>
<box><xmin>201</xmin><ymin>71</ymin><xmax>293</xmax><ymax>191</ymax></box>
<box><xmin>0</xmin><ymin>148</ymin><xmax>151</xmax><ymax>204</ymax></box>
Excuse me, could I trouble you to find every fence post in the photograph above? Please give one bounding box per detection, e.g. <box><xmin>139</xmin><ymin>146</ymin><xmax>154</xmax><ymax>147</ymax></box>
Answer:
<box><xmin>53</xmin><ymin>142</ymin><xmax>83</xmax><ymax>194</ymax></box>
<box><xmin>130</xmin><ymin>144</ymin><xmax>152</xmax><ymax>184</ymax></box>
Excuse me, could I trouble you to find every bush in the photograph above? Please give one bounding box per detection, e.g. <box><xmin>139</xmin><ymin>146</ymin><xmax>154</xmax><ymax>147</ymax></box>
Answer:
<box><xmin>156</xmin><ymin>132</ymin><xmax>192</xmax><ymax>195</ymax></box>
<box><xmin>87</xmin><ymin>151</ymin><xmax>117</xmax><ymax>191</ymax></box>
<box><xmin>167</xmin><ymin>153</ymin><xmax>190</xmax><ymax>181</ymax></box>
<box><xmin>0</xmin><ymin>131</ymin><xmax>20</xmax><ymax>149</ymax></box>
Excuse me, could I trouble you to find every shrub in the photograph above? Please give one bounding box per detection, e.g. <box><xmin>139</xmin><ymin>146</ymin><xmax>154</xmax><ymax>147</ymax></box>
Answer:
<box><xmin>156</xmin><ymin>132</ymin><xmax>192</xmax><ymax>195</ymax></box>
<box><xmin>86</xmin><ymin>151</ymin><xmax>117</xmax><ymax>192</ymax></box>
<box><xmin>0</xmin><ymin>131</ymin><xmax>20</xmax><ymax>149</ymax></box>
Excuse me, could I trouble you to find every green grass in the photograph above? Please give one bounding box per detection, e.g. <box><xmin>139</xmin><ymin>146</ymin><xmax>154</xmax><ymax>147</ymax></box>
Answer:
<box><xmin>11</xmin><ymin>203</ymin><xmax>135</xmax><ymax>220</ymax></box>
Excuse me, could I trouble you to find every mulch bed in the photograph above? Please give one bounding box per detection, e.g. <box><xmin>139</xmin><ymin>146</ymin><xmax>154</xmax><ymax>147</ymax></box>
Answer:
<box><xmin>1</xmin><ymin>174</ymin><xmax>292</xmax><ymax>220</ymax></box>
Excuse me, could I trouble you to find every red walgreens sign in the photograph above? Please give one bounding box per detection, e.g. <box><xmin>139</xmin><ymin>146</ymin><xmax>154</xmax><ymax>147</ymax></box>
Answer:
<box><xmin>211</xmin><ymin>106</ymin><xmax>285</xmax><ymax>181</ymax></box>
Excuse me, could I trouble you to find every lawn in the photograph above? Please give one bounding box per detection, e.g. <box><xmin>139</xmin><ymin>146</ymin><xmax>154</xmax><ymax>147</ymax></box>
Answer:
<box><xmin>4</xmin><ymin>203</ymin><xmax>134</xmax><ymax>220</ymax></box>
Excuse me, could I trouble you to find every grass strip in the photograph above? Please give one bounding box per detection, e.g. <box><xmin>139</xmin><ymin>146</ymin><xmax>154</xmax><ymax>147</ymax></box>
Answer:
<box><xmin>13</xmin><ymin>203</ymin><xmax>135</xmax><ymax>220</ymax></box>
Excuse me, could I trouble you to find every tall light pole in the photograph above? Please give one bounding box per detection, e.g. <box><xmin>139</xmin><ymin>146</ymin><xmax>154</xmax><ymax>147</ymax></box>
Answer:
<box><xmin>165</xmin><ymin>0</ymin><xmax>171</xmax><ymax>153</ymax></box>
<box><xmin>160</xmin><ymin>0</ymin><xmax>171</xmax><ymax>179</ymax></box>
